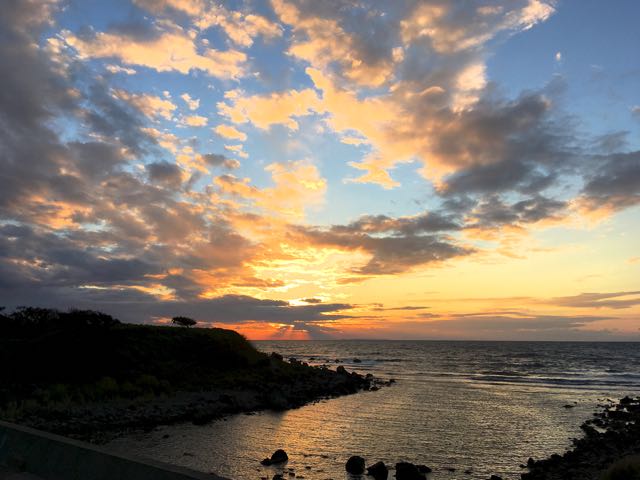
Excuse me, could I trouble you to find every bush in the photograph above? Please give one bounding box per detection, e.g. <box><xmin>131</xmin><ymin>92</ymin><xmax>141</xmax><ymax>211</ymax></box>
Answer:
<box><xmin>172</xmin><ymin>316</ymin><xmax>197</xmax><ymax>327</ymax></box>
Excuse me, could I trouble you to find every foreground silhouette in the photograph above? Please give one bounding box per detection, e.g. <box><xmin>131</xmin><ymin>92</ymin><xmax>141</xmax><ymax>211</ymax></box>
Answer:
<box><xmin>0</xmin><ymin>307</ymin><xmax>378</xmax><ymax>441</ymax></box>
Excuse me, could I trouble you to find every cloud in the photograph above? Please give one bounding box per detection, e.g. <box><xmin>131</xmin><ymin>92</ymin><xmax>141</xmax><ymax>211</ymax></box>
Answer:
<box><xmin>113</xmin><ymin>89</ymin><xmax>177</xmax><ymax>120</ymax></box>
<box><xmin>200</xmin><ymin>153</ymin><xmax>240</xmax><ymax>170</ymax></box>
<box><xmin>549</xmin><ymin>291</ymin><xmax>640</xmax><ymax>310</ymax></box>
<box><xmin>105</xmin><ymin>64</ymin><xmax>137</xmax><ymax>75</ymax></box>
<box><xmin>389</xmin><ymin>312</ymin><xmax>622</xmax><ymax>341</ymax></box>
<box><xmin>217</xmin><ymin>87</ymin><xmax>323</xmax><ymax>130</ymax></box>
<box><xmin>63</xmin><ymin>24</ymin><xmax>246</xmax><ymax>79</ymax></box>
<box><xmin>216</xmin><ymin>161</ymin><xmax>326</xmax><ymax>219</ymax></box>
<box><xmin>214</xmin><ymin>124</ymin><xmax>247</xmax><ymax>141</ymax></box>
<box><xmin>133</xmin><ymin>0</ymin><xmax>282</xmax><ymax>47</ymax></box>
<box><xmin>577</xmin><ymin>151</ymin><xmax>640</xmax><ymax>215</ymax></box>
<box><xmin>271</xmin><ymin>0</ymin><xmax>398</xmax><ymax>87</ymax></box>
<box><xmin>146</xmin><ymin>161</ymin><xmax>184</xmax><ymax>187</ymax></box>
<box><xmin>294</xmin><ymin>221</ymin><xmax>472</xmax><ymax>275</ymax></box>
<box><xmin>180</xmin><ymin>93</ymin><xmax>199</xmax><ymax>110</ymax></box>
<box><xmin>181</xmin><ymin>114</ymin><xmax>208</xmax><ymax>126</ymax></box>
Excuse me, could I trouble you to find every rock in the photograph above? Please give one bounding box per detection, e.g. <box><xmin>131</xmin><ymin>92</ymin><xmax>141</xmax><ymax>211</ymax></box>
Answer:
<box><xmin>271</xmin><ymin>352</ymin><xmax>283</xmax><ymax>361</ymax></box>
<box><xmin>563</xmin><ymin>404</ymin><xmax>575</xmax><ymax>409</ymax></box>
<box><xmin>346</xmin><ymin>455</ymin><xmax>366</xmax><ymax>474</ymax></box>
<box><xmin>261</xmin><ymin>458</ymin><xmax>273</xmax><ymax>466</ymax></box>
<box><xmin>6</xmin><ymin>453</ymin><xmax>26</xmax><ymax>472</ymax></box>
<box><xmin>416</xmin><ymin>465</ymin><xmax>431</xmax><ymax>474</ymax></box>
<box><xmin>353</xmin><ymin>358</ymin><xmax>362</xmax><ymax>363</ymax></box>
<box><xmin>489</xmin><ymin>476</ymin><xmax>503</xmax><ymax>480</ymax></box>
<box><xmin>395</xmin><ymin>462</ymin><xmax>426</xmax><ymax>480</ymax></box>
<box><xmin>273</xmin><ymin>475</ymin><xmax>284</xmax><ymax>480</ymax></box>
<box><xmin>366</xmin><ymin>461</ymin><xmax>388</xmax><ymax>480</ymax></box>
<box><xmin>271</xmin><ymin>449</ymin><xmax>289</xmax><ymax>464</ymax></box>
<box><xmin>337</xmin><ymin>366</ymin><xmax>348</xmax><ymax>375</ymax></box>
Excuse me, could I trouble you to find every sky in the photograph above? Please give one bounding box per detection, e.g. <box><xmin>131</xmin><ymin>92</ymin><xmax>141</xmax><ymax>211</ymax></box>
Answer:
<box><xmin>0</xmin><ymin>0</ymin><xmax>639</xmax><ymax>340</ymax></box>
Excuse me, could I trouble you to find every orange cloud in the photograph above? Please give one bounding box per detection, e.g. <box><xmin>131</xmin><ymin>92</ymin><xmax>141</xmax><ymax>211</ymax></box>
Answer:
<box><xmin>182</xmin><ymin>115</ymin><xmax>208</xmax><ymax>127</ymax></box>
<box><xmin>272</xmin><ymin>0</ymin><xmax>397</xmax><ymax>87</ymax></box>
<box><xmin>217</xmin><ymin>88</ymin><xmax>323</xmax><ymax>130</ymax></box>
<box><xmin>63</xmin><ymin>27</ymin><xmax>246</xmax><ymax>79</ymax></box>
<box><xmin>214</xmin><ymin>124</ymin><xmax>247</xmax><ymax>141</ymax></box>
<box><xmin>113</xmin><ymin>89</ymin><xmax>176</xmax><ymax>120</ymax></box>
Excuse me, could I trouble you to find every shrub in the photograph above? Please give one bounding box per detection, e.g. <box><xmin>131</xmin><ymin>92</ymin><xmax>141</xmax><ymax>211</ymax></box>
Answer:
<box><xmin>172</xmin><ymin>316</ymin><xmax>197</xmax><ymax>327</ymax></box>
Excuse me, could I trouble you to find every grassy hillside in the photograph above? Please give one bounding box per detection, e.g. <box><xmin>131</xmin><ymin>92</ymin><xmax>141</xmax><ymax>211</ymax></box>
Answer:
<box><xmin>0</xmin><ymin>307</ymin><xmax>280</xmax><ymax>409</ymax></box>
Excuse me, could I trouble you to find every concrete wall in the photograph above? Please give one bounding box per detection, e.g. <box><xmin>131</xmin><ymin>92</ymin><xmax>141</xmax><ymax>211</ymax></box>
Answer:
<box><xmin>0</xmin><ymin>421</ymin><xmax>229</xmax><ymax>480</ymax></box>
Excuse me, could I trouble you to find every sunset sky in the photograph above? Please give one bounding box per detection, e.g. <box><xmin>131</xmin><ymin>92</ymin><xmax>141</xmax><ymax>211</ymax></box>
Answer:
<box><xmin>1</xmin><ymin>0</ymin><xmax>639</xmax><ymax>340</ymax></box>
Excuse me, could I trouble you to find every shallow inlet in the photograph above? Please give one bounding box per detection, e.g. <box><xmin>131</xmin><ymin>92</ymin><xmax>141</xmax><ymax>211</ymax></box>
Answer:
<box><xmin>107</xmin><ymin>341</ymin><xmax>640</xmax><ymax>480</ymax></box>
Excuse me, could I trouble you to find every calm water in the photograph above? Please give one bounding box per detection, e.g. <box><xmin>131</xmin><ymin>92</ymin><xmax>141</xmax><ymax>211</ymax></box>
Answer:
<box><xmin>107</xmin><ymin>341</ymin><xmax>640</xmax><ymax>480</ymax></box>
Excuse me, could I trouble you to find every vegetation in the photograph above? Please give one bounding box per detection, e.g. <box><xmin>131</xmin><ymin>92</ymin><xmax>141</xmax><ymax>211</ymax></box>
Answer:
<box><xmin>171</xmin><ymin>315</ymin><xmax>197</xmax><ymax>327</ymax></box>
<box><xmin>600</xmin><ymin>455</ymin><xmax>640</xmax><ymax>480</ymax></box>
<box><xmin>0</xmin><ymin>307</ymin><xmax>271</xmax><ymax>412</ymax></box>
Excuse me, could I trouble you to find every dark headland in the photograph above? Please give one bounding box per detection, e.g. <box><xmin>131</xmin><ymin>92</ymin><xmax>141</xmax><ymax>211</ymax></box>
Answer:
<box><xmin>0</xmin><ymin>307</ymin><xmax>381</xmax><ymax>443</ymax></box>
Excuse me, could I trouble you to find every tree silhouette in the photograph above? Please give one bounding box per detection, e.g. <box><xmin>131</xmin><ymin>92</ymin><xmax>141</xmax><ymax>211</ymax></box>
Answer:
<box><xmin>172</xmin><ymin>316</ymin><xmax>197</xmax><ymax>327</ymax></box>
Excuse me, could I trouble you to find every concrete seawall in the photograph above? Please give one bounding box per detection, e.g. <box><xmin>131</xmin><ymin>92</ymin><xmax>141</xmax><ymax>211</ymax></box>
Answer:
<box><xmin>0</xmin><ymin>421</ymin><xmax>229</xmax><ymax>480</ymax></box>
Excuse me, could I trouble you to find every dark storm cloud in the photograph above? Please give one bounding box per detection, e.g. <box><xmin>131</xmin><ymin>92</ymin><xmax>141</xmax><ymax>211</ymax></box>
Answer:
<box><xmin>436</xmin><ymin>93</ymin><xmax>574</xmax><ymax>196</ymax></box>
<box><xmin>146</xmin><ymin>161</ymin><xmax>183</xmax><ymax>187</ymax></box>
<box><xmin>549</xmin><ymin>291</ymin><xmax>640</xmax><ymax>310</ymax></box>
<box><xmin>332</xmin><ymin>211</ymin><xmax>460</xmax><ymax>235</ymax></box>
<box><xmin>371</xmin><ymin>305</ymin><xmax>430</xmax><ymax>311</ymax></box>
<box><xmin>82</xmin><ymin>82</ymin><xmax>156</xmax><ymax>156</ymax></box>
<box><xmin>301</xmin><ymin>297</ymin><xmax>322</xmax><ymax>304</ymax></box>
<box><xmin>466</xmin><ymin>195</ymin><xmax>566</xmax><ymax>229</ymax></box>
<box><xmin>0</xmin><ymin>287</ymin><xmax>355</xmax><ymax>326</ymax></box>
<box><xmin>0</xmin><ymin>224</ymin><xmax>160</xmax><ymax>287</ymax></box>
<box><xmin>579</xmin><ymin>151</ymin><xmax>640</xmax><ymax>212</ymax></box>
<box><xmin>294</xmin><ymin>223</ymin><xmax>472</xmax><ymax>275</ymax></box>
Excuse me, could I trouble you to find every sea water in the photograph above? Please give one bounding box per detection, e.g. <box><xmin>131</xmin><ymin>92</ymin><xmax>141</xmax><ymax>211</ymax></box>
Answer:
<box><xmin>106</xmin><ymin>341</ymin><xmax>640</xmax><ymax>480</ymax></box>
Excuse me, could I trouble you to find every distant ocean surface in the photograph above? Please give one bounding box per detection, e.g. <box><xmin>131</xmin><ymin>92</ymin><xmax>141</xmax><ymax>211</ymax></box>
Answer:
<box><xmin>107</xmin><ymin>341</ymin><xmax>640</xmax><ymax>480</ymax></box>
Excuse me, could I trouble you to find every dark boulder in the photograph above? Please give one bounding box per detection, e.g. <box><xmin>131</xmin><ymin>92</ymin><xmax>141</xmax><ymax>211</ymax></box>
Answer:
<box><xmin>416</xmin><ymin>465</ymin><xmax>432</xmax><ymax>474</ymax></box>
<box><xmin>366</xmin><ymin>461</ymin><xmax>388</xmax><ymax>480</ymax></box>
<box><xmin>261</xmin><ymin>458</ymin><xmax>272</xmax><ymax>466</ymax></box>
<box><xmin>353</xmin><ymin>358</ymin><xmax>362</xmax><ymax>363</ymax></box>
<box><xmin>346</xmin><ymin>456</ymin><xmax>366</xmax><ymax>474</ymax></box>
<box><xmin>337</xmin><ymin>366</ymin><xmax>348</xmax><ymax>375</ymax></box>
<box><xmin>271</xmin><ymin>449</ymin><xmax>289</xmax><ymax>464</ymax></box>
<box><xmin>395</xmin><ymin>462</ymin><xmax>426</xmax><ymax>480</ymax></box>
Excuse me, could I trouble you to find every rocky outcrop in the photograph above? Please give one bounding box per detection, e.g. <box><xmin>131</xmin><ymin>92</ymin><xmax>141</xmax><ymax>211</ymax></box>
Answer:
<box><xmin>522</xmin><ymin>396</ymin><xmax>640</xmax><ymax>480</ymax></box>
<box><xmin>395</xmin><ymin>462</ymin><xmax>426</xmax><ymax>480</ymax></box>
<box><xmin>16</xmin><ymin>361</ymin><xmax>386</xmax><ymax>443</ymax></box>
<box><xmin>366</xmin><ymin>461</ymin><xmax>388</xmax><ymax>480</ymax></box>
<box><xmin>345</xmin><ymin>455</ymin><xmax>365</xmax><ymax>474</ymax></box>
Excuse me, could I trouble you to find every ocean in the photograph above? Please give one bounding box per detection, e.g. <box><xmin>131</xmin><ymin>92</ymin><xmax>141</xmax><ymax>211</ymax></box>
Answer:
<box><xmin>106</xmin><ymin>341</ymin><xmax>640</xmax><ymax>480</ymax></box>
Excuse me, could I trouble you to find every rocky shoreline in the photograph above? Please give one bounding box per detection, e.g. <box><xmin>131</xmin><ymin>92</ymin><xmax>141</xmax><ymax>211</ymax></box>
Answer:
<box><xmin>17</xmin><ymin>354</ymin><xmax>389</xmax><ymax>444</ymax></box>
<box><xmin>522</xmin><ymin>395</ymin><xmax>640</xmax><ymax>480</ymax></box>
